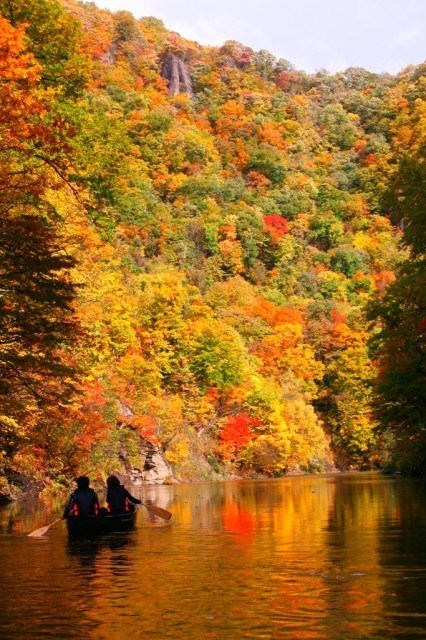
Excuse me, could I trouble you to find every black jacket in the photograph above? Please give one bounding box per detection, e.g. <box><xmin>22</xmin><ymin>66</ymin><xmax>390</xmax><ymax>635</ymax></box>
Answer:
<box><xmin>106</xmin><ymin>485</ymin><xmax>141</xmax><ymax>513</ymax></box>
<box><xmin>63</xmin><ymin>487</ymin><xmax>99</xmax><ymax>517</ymax></box>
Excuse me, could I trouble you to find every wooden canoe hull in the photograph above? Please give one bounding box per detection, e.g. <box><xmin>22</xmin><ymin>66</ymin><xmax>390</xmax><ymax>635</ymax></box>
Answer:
<box><xmin>66</xmin><ymin>511</ymin><xmax>136</xmax><ymax>535</ymax></box>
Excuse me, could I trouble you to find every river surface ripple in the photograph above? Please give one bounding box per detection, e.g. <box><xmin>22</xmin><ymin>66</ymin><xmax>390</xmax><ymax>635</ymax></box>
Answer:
<box><xmin>1</xmin><ymin>472</ymin><xmax>425</xmax><ymax>639</ymax></box>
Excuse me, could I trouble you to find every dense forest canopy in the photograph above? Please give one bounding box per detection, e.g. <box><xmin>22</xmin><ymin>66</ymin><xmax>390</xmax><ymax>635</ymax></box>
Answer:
<box><xmin>0</xmin><ymin>0</ymin><xmax>424</xmax><ymax>496</ymax></box>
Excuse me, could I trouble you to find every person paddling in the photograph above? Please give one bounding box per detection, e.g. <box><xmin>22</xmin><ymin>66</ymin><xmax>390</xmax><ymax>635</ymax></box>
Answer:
<box><xmin>63</xmin><ymin>476</ymin><xmax>100</xmax><ymax>517</ymax></box>
<box><xmin>106</xmin><ymin>475</ymin><xmax>141</xmax><ymax>513</ymax></box>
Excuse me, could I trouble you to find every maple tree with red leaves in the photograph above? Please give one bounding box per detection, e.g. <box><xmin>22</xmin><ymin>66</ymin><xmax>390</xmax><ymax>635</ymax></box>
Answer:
<box><xmin>263</xmin><ymin>215</ymin><xmax>290</xmax><ymax>240</ymax></box>
<box><xmin>219</xmin><ymin>413</ymin><xmax>262</xmax><ymax>461</ymax></box>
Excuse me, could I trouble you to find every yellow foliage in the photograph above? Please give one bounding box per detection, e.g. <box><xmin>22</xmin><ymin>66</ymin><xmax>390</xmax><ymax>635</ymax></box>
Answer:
<box><xmin>165</xmin><ymin>437</ymin><xmax>190</xmax><ymax>464</ymax></box>
<box><xmin>218</xmin><ymin>238</ymin><xmax>245</xmax><ymax>274</ymax></box>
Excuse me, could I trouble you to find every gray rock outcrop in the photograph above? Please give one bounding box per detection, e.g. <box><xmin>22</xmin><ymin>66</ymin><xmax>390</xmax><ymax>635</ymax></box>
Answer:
<box><xmin>118</xmin><ymin>437</ymin><xmax>177</xmax><ymax>485</ymax></box>
<box><xmin>162</xmin><ymin>54</ymin><xmax>194</xmax><ymax>98</ymax></box>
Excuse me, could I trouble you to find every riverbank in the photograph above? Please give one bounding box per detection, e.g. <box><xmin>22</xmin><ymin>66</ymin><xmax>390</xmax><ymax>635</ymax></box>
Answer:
<box><xmin>0</xmin><ymin>458</ymin><xmax>343</xmax><ymax>503</ymax></box>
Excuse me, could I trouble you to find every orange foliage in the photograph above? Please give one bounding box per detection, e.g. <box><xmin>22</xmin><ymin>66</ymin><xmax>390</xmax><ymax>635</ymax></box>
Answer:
<box><xmin>247</xmin><ymin>170</ymin><xmax>271</xmax><ymax>190</ymax></box>
<box><xmin>353</xmin><ymin>139</ymin><xmax>367</xmax><ymax>155</ymax></box>
<box><xmin>254</xmin><ymin>324</ymin><xmax>303</xmax><ymax>374</ymax></box>
<box><xmin>250</xmin><ymin>298</ymin><xmax>303</xmax><ymax>328</ymax></box>
<box><xmin>259</xmin><ymin>122</ymin><xmax>287</xmax><ymax>149</ymax></box>
<box><xmin>234</xmin><ymin>138</ymin><xmax>249</xmax><ymax>170</ymax></box>
<box><xmin>0</xmin><ymin>16</ymin><xmax>54</xmax><ymax>197</ymax></box>
<box><xmin>394</xmin><ymin>125</ymin><xmax>413</xmax><ymax>149</ymax></box>
<box><xmin>373</xmin><ymin>270</ymin><xmax>396</xmax><ymax>292</ymax></box>
<box><xmin>74</xmin><ymin>381</ymin><xmax>110</xmax><ymax>453</ymax></box>
<box><xmin>361</xmin><ymin>153</ymin><xmax>377</xmax><ymax>166</ymax></box>
<box><xmin>131</xmin><ymin>415</ymin><xmax>157</xmax><ymax>442</ymax></box>
<box><xmin>215</xmin><ymin>100</ymin><xmax>253</xmax><ymax>140</ymax></box>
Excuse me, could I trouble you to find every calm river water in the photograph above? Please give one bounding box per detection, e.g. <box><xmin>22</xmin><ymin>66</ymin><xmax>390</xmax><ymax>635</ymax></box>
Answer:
<box><xmin>0</xmin><ymin>472</ymin><xmax>425</xmax><ymax>639</ymax></box>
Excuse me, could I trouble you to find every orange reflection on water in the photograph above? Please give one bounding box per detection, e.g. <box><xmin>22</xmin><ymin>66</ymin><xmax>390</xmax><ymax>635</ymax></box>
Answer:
<box><xmin>0</xmin><ymin>473</ymin><xmax>425</xmax><ymax>640</ymax></box>
<box><xmin>222</xmin><ymin>500</ymin><xmax>255</xmax><ymax>539</ymax></box>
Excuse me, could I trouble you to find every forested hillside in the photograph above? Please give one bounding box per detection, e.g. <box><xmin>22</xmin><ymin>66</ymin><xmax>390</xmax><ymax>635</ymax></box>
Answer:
<box><xmin>0</xmin><ymin>0</ymin><xmax>424</xmax><ymax>496</ymax></box>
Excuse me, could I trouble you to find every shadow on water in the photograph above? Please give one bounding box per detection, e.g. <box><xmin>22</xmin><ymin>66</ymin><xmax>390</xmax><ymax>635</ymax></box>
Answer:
<box><xmin>66</xmin><ymin>532</ymin><xmax>136</xmax><ymax>567</ymax></box>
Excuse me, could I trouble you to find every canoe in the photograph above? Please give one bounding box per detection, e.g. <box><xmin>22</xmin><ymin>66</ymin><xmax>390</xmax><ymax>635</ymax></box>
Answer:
<box><xmin>66</xmin><ymin>511</ymin><xmax>136</xmax><ymax>535</ymax></box>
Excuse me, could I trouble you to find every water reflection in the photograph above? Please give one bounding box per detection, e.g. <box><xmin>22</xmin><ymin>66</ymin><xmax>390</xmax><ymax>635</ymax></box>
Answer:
<box><xmin>66</xmin><ymin>533</ymin><xmax>136</xmax><ymax>567</ymax></box>
<box><xmin>0</xmin><ymin>493</ymin><xmax>65</xmax><ymax>536</ymax></box>
<box><xmin>0</xmin><ymin>473</ymin><xmax>425</xmax><ymax>639</ymax></box>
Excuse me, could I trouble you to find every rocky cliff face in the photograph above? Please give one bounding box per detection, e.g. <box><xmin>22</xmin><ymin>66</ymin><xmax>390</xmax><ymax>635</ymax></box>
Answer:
<box><xmin>118</xmin><ymin>437</ymin><xmax>177</xmax><ymax>485</ymax></box>
<box><xmin>162</xmin><ymin>54</ymin><xmax>194</xmax><ymax>98</ymax></box>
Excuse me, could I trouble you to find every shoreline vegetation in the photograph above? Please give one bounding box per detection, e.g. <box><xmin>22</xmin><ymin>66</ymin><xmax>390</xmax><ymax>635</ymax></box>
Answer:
<box><xmin>0</xmin><ymin>0</ymin><xmax>424</xmax><ymax>501</ymax></box>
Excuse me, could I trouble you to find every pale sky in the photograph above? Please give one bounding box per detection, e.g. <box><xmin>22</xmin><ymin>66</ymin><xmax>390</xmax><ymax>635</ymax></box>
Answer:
<box><xmin>97</xmin><ymin>0</ymin><xmax>425</xmax><ymax>74</ymax></box>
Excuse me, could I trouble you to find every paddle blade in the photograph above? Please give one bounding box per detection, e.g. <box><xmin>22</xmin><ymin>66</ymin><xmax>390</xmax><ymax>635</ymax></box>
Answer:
<box><xmin>27</xmin><ymin>518</ymin><xmax>63</xmax><ymax>537</ymax></box>
<box><xmin>28</xmin><ymin>525</ymin><xmax>51</xmax><ymax>538</ymax></box>
<box><xmin>142</xmin><ymin>502</ymin><xmax>172</xmax><ymax>521</ymax></box>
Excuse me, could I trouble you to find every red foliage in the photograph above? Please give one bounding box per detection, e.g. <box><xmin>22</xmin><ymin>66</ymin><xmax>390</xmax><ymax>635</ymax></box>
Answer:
<box><xmin>237</xmin><ymin>49</ymin><xmax>253</xmax><ymax>66</ymax></box>
<box><xmin>275</xmin><ymin>70</ymin><xmax>302</xmax><ymax>92</ymax></box>
<box><xmin>263</xmin><ymin>215</ymin><xmax>290</xmax><ymax>240</ymax></box>
<box><xmin>219</xmin><ymin>413</ymin><xmax>261</xmax><ymax>450</ymax></box>
<box><xmin>330</xmin><ymin>309</ymin><xmax>347</xmax><ymax>325</ymax></box>
<box><xmin>362</xmin><ymin>153</ymin><xmax>377</xmax><ymax>166</ymax></box>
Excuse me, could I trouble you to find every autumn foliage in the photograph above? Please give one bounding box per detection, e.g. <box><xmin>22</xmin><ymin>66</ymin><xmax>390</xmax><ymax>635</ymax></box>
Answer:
<box><xmin>218</xmin><ymin>414</ymin><xmax>262</xmax><ymax>461</ymax></box>
<box><xmin>0</xmin><ymin>0</ymin><xmax>424</xmax><ymax>494</ymax></box>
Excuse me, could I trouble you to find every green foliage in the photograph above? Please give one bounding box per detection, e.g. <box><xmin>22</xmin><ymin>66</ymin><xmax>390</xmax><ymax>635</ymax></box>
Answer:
<box><xmin>310</xmin><ymin>213</ymin><xmax>344</xmax><ymax>250</ymax></box>
<box><xmin>370</xmin><ymin>261</ymin><xmax>426</xmax><ymax>473</ymax></box>
<box><xmin>186</xmin><ymin>319</ymin><xmax>251</xmax><ymax>390</ymax></box>
<box><xmin>331</xmin><ymin>247</ymin><xmax>367</xmax><ymax>277</ymax></box>
<box><xmin>369</xmin><ymin>107</ymin><xmax>426</xmax><ymax>474</ymax></box>
<box><xmin>386</xmin><ymin>148</ymin><xmax>426</xmax><ymax>258</ymax></box>
<box><xmin>245</xmin><ymin>146</ymin><xmax>286</xmax><ymax>184</ymax></box>
<box><xmin>319</xmin><ymin>104</ymin><xmax>360</xmax><ymax>150</ymax></box>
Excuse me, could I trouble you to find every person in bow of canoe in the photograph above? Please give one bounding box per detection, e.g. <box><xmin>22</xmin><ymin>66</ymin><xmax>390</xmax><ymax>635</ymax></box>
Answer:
<box><xmin>106</xmin><ymin>475</ymin><xmax>141</xmax><ymax>513</ymax></box>
<box><xmin>63</xmin><ymin>476</ymin><xmax>100</xmax><ymax>517</ymax></box>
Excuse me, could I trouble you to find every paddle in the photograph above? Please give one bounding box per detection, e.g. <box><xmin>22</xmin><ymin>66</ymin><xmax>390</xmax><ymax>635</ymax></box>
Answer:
<box><xmin>140</xmin><ymin>501</ymin><xmax>172</xmax><ymax>521</ymax></box>
<box><xmin>27</xmin><ymin>517</ymin><xmax>64</xmax><ymax>538</ymax></box>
